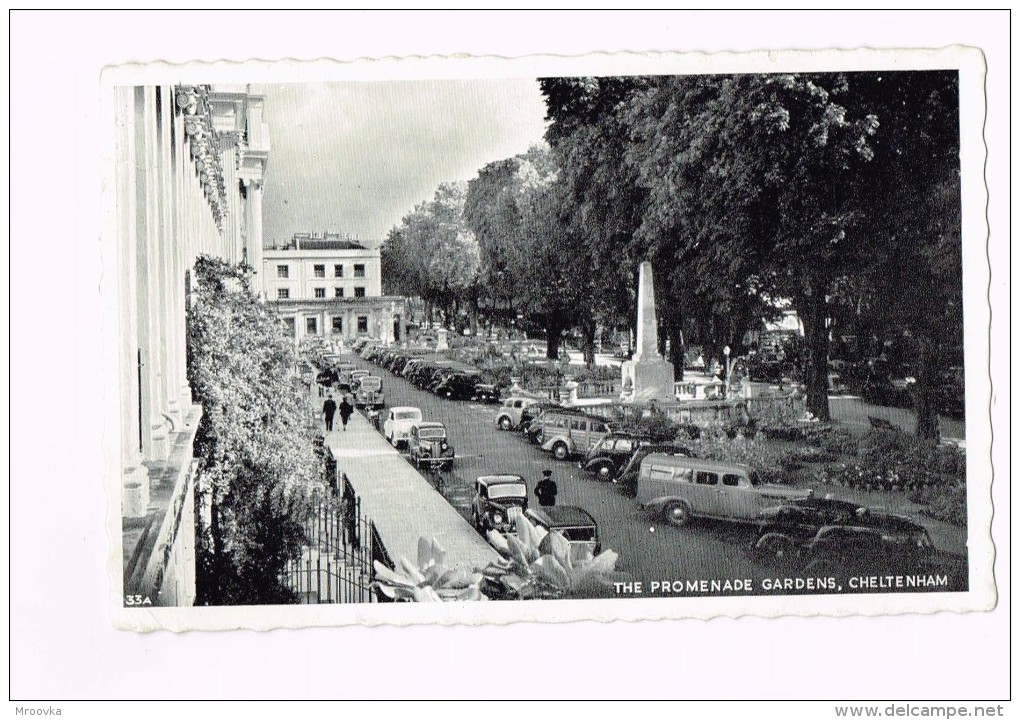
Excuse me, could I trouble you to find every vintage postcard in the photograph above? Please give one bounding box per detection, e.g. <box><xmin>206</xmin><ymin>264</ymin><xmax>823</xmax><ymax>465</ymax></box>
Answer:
<box><xmin>103</xmin><ymin>46</ymin><xmax>993</xmax><ymax>632</ymax></box>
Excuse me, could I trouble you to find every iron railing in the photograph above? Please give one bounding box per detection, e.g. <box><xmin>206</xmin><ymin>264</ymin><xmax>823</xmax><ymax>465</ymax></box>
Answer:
<box><xmin>282</xmin><ymin>479</ymin><xmax>380</xmax><ymax>604</ymax></box>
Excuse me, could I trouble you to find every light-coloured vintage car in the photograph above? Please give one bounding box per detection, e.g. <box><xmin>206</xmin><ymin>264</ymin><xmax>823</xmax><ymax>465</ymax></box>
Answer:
<box><xmin>637</xmin><ymin>453</ymin><xmax>810</xmax><ymax>527</ymax></box>
<box><xmin>494</xmin><ymin>397</ymin><xmax>543</xmax><ymax>431</ymax></box>
<box><xmin>383</xmin><ymin>406</ymin><xmax>423</xmax><ymax>448</ymax></box>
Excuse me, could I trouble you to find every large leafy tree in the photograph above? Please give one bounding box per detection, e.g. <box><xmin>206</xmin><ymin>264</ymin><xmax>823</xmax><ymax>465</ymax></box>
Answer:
<box><xmin>382</xmin><ymin>182</ymin><xmax>480</xmax><ymax>328</ymax></box>
<box><xmin>540</xmin><ymin>78</ymin><xmax>647</xmax><ymax>366</ymax></box>
<box><xmin>465</xmin><ymin>146</ymin><xmax>584</xmax><ymax>359</ymax></box>
<box><xmin>619</xmin><ymin>73</ymin><xmax>881</xmax><ymax>420</ymax></box>
<box><xmin>849</xmin><ymin>71</ymin><xmax>962</xmax><ymax>441</ymax></box>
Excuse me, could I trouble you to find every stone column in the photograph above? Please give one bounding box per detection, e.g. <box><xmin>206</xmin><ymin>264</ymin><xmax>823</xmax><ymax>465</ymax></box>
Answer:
<box><xmin>117</xmin><ymin>87</ymin><xmax>149</xmax><ymax>517</ymax></box>
<box><xmin>136</xmin><ymin>86</ymin><xmax>169</xmax><ymax>462</ymax></box>
<box><xmin>173</xmin><ymin>99</ymin><xmax>193</xmax><ymax>415</ymax></box>
<box><xmin>247</xmin><ymin>179</ymin><xmax>265</xmax><ymax>297</ymax></box>
<box><xmin>159</xmin><ymin>86</ymin><xmax>183</xmax><ymax>432</ymax></box>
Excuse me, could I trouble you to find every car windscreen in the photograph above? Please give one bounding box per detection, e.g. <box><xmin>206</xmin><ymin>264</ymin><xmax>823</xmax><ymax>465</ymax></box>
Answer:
<box><xmin>395</xmin><ymin>411</ymin><xmax>420</xmax><ymax>420</ymax></box>
<box><xmin>488</xmin><ymin>483</ymin><xmax>527</xmax><ymax>500</ymax></box>
<box><xmin>417</xmin><ymin>428</ymin><xmax>446</xmax><ymax>440</ymax></box>
<box><xmin>558</xmin><ymin>527</ymin><xmax>596</xmax><ymax>542</ymax></box>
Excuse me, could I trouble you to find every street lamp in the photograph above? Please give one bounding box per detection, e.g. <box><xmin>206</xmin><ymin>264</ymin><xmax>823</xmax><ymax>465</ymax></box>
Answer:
<box><xmin>724</xmin><ymin>345</ymin><xmax>731</xmax><ymax>397</ymax></box>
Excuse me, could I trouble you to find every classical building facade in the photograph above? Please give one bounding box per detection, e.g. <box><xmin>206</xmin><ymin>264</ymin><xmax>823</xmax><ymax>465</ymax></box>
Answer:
<box><xmin>263</xmin><ymin>233</ymin><xmax>407</xmax><ymax>345</ymax></box>
<box><xmin>110</xmin><ymin>83</ymin><xmax>270</xmax><ymax>607</ymax></box>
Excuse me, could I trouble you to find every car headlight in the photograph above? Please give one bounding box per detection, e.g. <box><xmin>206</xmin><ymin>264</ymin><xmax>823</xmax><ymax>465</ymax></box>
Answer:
<box><xmin>490</xmin><ymin>512</ymin><xmax>505</xmax><ymax>525</ymax></box>
<box><xmin>441</xmin><ymin>441</ymin><xmax>448</xmax><ymax>450</ymax></box>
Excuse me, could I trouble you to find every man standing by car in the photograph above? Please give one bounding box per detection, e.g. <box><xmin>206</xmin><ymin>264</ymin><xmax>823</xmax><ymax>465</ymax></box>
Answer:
<box><xmin>338</xmin><ymin>395</ymin><xmax>355</xmax><ymax>432</ymax></box>
<box><xmin>322</xmin><ymin>394</ymin><xmax>337</xmax><ymax>433</ymax></box>
<box><xmin>535</xmin><ymin>469</ymin><xmax>558</xmax><ymax>507</ymax></box>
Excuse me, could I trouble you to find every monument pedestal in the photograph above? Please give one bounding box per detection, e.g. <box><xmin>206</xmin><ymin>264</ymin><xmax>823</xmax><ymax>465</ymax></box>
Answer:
<box><xmin>622</xmin><ymin>357</ymin><xmax>676</xmax><ymax>403</ymax></box>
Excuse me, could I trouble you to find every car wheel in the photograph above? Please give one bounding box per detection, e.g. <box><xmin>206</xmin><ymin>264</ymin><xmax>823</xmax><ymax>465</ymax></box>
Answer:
<box><xmin>664</xmin><ymin>500</ymin><xmax>693</xmax><ymax>528</ymax></box>
<box><xmin>471</xmin><ymin>509</ymin><xmax>481</xmax><ymax>531</ymax></box>
<box><xmin>802</xmin><ymin>556</ymin><xmax>837</xmax><ymax>576</ymax></box>
<box><xmin>498</xmin><ymin>416</ymin><xmax>513</xmax><ymax>431</ymax></box>
<box><xmin>752</xmin><ymin>533</ymin><xmax>795</xmax><ymax>565</ymax></box>
<box><xmin>596</xmin><ymin>463</ymin><xmax>613</xmax><ymax>481</ymax></box>
<box><xmin>553</xmin><ymin>443</ymin><xmax>570</xmax><ymax>461</ymax></box>
<box><xmin>445</xmin><ymin>390</ymin><xmax>453</xmax><ymax>399</ymax></box>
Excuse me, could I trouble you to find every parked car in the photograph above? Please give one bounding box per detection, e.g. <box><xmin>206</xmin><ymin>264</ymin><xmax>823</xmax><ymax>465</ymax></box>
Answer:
<box><xmin>613</xmin><ymin>443</ymin><xmax>694</xmax><ymax>497</ymax></box>
<box><xmin>530</xmin><ymin>410</ymin><xmax>612</xmax><ymax>461</ymax></box>
<box><xmin>636</xmin><ymin>454</ymin><xmax>809</xmax><ymax>527</ymax></box>
<box><xmin>749</xmin><ymin>497</ymin><xmax>954</xmax><ymax>579</ymax></box>
<box><xmin>353</xmin><ymin>375</ymin><xmax>385</xmax><ymax>409</ymax></box>
<box><xmin>408</xmin><ymin>422</ymin><xmax>455</xmax><ymax>470</ymax></box>
<box><xmin>434</xmin><ymin>373</ymin><xmax>501</xmax><ymax>403</ymax></box>
<box><xmin>579</xmin><ymin>434</ymin><xmax>654</xmax><ymax>481</ymax></box>
<box><xmin>494</xmin><ymin>397</ymin><xmax>543</xmax><ymax>431</ymax></box>
<box><xmin>519</xmin><ymin>402</ymin><xmax>563</xmax><ymax>440</ymax></box>
<box><xmin>471</xmin><ymin>474</ymin><xmax>529</xmax><ymax>534</ymax></box>
<box><xmin>383</xmin><ymin>406</ymin><xmax>423</xmax><ymax>448</ymax></box>
<box><xmin>524</xmin><ymin>505</ymin><xmax>601</xmax><ymax>563</ymax></box>
<box><xmin>333</xmin><ymin>362</ymin><xmax>358</xmax><ymax>391</ymax></box>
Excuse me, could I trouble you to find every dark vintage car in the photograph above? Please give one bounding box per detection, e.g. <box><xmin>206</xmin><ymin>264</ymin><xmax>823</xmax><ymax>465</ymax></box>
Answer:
<box><xmin>579</xmin><ymin>434</ymin><xmax>654</xmax><ymax>481</ymax></box>
<box><xmin>408</xmin><ymin>422</ymin><xmax>455</xmax><ymax>471</ymax></box>
<box><xmin>434</xmin><ymin>373</ymin><xmax>501</xmax><ymax>403</ymax></box>
<box><xmin>750</xmin><ymin>497</ymin><xmax>965</xmax><ymax>586</ymax></box>
<box><xmin>524</xmin><ymin>505</ymin><xmax>601</xmax><ymax>562</ymax></box>
<box><xmin>613</xmin><ymin>442</ymin><xmax>694</xmax><ymax>496</ymax></box>
<box><xmin>471</xmin><ymin>474</ymin><xmax>529</xmax><ymax>534</ymax></box>
<box><xmin>353</xmin><ymin>375</ymin><xmax>385</xmax><ymax>409</ymax></box>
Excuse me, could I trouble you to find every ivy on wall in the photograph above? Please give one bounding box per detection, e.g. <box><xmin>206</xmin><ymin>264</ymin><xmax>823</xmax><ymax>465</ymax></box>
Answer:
<box><xmin>187</xmin><ymin>256</ymin><xmax>327</xmax><ymax>604</ymax></box>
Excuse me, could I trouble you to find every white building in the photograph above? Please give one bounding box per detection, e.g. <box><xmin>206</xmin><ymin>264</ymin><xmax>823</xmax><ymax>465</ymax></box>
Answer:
<box><xmin>263</xmin><ymin>232</ymin><xmax>407</xmax><ymax>345</ymax></box>
<box><xmin>109</xmin><ymin>83</ymin><xmax>269</xmax><ymax>607</ymax></box>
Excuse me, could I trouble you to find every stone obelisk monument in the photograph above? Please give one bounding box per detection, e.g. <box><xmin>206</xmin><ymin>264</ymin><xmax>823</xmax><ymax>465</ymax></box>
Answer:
<box><xmin>621</xmin><ymin>262</ymin><xmax>675</xmax><ymax>403</ymax></box>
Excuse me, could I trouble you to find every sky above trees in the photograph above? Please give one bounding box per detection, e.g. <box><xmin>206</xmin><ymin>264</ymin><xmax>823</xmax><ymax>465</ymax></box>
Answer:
<box><xmin>260</xmin><ymin>79</ymin><xmax>549</xmax><ymax>247</ymax></box>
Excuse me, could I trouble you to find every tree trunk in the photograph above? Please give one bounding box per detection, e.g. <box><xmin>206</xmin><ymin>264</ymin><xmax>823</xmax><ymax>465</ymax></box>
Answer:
<box><xmin>800</xmin><ymin>292</ymin><xmax>832</xmax><ymax>422</ymax></box>
<box><xmin>545</xmin><ymin>324</ymin><xmax>562</xmax><ymax>360</ymax></box>
<box><xmin>914</xmin><ymin>337</ymin><xmax>941</xmax><ymax>444</ymax></box>
<box><xmin>579</xmin><ymin>316</ymin><xmax>596</xmax><ymax>368</ymax></box>
<box><xmin>664</xmin><ymin>317</ymin><xmax>685</xmax><ymax>381</ymax></box>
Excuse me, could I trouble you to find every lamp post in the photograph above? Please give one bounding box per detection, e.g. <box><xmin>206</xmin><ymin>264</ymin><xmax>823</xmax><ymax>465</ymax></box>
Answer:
<box><xmin>724</xmin><ymin>345</ymin><xmax>732</xmax><ymax>397</ymax></box>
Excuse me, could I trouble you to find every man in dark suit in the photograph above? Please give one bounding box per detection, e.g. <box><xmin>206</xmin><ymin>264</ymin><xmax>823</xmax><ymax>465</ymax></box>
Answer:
<box><xmin>323</xmin><ymin>395</ymin><xmax>337</xmax><ymax>432</ymax></box>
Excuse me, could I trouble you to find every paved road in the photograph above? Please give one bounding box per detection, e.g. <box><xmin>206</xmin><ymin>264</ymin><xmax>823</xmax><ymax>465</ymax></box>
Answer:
<box><xmin>346</xmin><ymin>358</ymin><xmax>812</xmax><ymax>597</ymax></box>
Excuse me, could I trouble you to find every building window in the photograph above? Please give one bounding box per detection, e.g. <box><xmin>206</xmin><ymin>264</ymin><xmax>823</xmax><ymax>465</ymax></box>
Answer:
<box><xmin>277</xmin><ymin>265</ymin><xmax>289</xmax><ymax>278</ymax></box>
<box><xmin>334</xmin><ymin>264</ymin><xmax>344</xmax><ymax>278</ymax></box>
<box><xmin>357</xmin><ymin>316</ymin><xmax>369</xmax><ymax>334</ymax></box>
<box><xmin>283</xmin><ymin>317</ymin><xmax>296</xmax><ymax>337</ymax></box>
<box><xmin>306</xmin><ymin>317</ymin><xmax>318</xmax><ymax>335</ymax></box>
<box><xmin>314</xmin><ymin>288</ymin><xmax>326</xmax><ymax>298</ymax></box>
<box><xmin>354</xmin><ymin>287</ymin><xmax>366</xmax><ymax>298</ymax></box>
<box><xmin>313</xmin><ymin>264</ymin><xmax>325</xmax><ymax>278</ymax></box>
<box><xmin>354</xmin><ymin>264</ymin><xmax>366</xmax><ymax>278</ymax></box>
<box><xmin>277</xmin><ymin>288</ymin><xmax>290</xmax><ymax>299</ymax></box>
<box><xmin>332</xmin><ymin>316</ymin><xmax>343</xmax><ymax>333</ymax></box>
<box><xmin>334</xmin><ymin>287</ymin><xmax>344</xmax><ymax>298</ymax></box>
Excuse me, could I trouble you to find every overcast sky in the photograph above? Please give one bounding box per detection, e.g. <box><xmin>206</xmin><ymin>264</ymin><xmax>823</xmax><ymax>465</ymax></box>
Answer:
<box><xmin>259</xmin><ymin>79</ymin><xmax>549</xmax><ymax>248</ymax></box>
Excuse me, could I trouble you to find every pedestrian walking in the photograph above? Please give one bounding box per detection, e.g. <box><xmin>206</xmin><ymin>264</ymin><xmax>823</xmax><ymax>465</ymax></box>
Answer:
<box><xmin>535</xmin><ymin>469</ymin><xmax>558</xmax><ymax>507</ymax></box>
<box><xmin>322</xmin><ymin>394</ymin><xmax>337</xmax><ymax>432</ymax></box>
<box><xmin>338</xmin><ymin>395</ymin><xmax>355</xmax><ymax>432</ymax></box>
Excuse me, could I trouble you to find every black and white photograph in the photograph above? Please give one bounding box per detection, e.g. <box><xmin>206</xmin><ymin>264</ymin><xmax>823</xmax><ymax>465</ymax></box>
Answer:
<box><xmin>10</xmin><ymin>9</ymin><xmax>1010</xmax><ymax>708</ymax></box>
<box><xmin>103</xmin><ymin>48</ymin><xmax>992</xmax><ymax>629</ymax></box>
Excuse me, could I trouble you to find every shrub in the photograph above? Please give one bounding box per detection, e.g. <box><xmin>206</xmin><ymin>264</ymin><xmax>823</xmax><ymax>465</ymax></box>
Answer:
<box><xmin>913</xmin><ymin>483</ymin><xmax>968</xmax><ymax>527</ymax></box>
<box><xmin>690</xmin><ymin>429</ymin><xmax>793</xmax><ymax>485</ymax></box>
<box><xmin>818</xmin><ymin>427</ymin><xmax>967</xmax><ymax>514</ymax></box>
<box><xmin>188</xmin><ymin>256</ymin><xmax>328</xmax><ymax>605</ymax></box>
